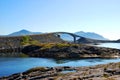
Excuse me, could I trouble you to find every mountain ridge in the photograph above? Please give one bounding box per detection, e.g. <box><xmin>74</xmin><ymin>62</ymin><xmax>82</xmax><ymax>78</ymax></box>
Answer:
<box><xmin>5</xmin><ymin>29</ymin><xmax>108</xmax><ymax>40</ymax></box>
<box><xmin>74</xmin><ymin>31</ymin><xmax>108</xmax><ymax>40</ymax></box>
<box><xmin>8</xmin><ymin>29</ymin><xmax>42</xmax><ymax>36</ymax></box>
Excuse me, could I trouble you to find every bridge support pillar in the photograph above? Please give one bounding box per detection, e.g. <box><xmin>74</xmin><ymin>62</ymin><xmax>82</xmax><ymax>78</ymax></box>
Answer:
<box><xmin>73</xmin><ymin>37</ymin><xmax>76</xmax><ymax>43</ymax></box>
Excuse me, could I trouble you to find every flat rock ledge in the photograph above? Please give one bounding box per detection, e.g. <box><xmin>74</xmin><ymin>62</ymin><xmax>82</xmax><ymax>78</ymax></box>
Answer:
<box><xmin>22</xmin><ymin>44</ymin><xmax>120</xmax><ymax>58</ymax></box>
<box><xmin>1</xmin><ymin>62</ymin><xmax>120</xmax><ymax>80</ymax></box>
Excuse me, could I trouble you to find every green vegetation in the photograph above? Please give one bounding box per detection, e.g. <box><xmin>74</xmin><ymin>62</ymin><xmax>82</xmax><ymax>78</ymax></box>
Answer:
<box><xmin>21</xmin><ymin>36</ymin><xmax>31</xmax><ymax>45</ymax></box>
<box><xmin>21</xmin><ymin>36</ymin><xmax>39</xmax><ymax>45</ymax></box>
<box><xmin>55</xmin><ymin>43</ymin><xmax>70</xmax><ymax>48</ymax></box>
<box><xmin>35</xmin><ymin>43</ymin><xmax>79</xmax><ymax>50</ymax></box>
<box><xmin>103</xmin><ymin>73</ymin><xmax>109</xmax><ymax>78</ymax></box>
<box><xmin>19</xmin><ymin>53</ymin><xmax>29</xmax><ymax>57</ymax></box>
<box><xmin>39</xmin><ymin>43</ymin><xmax>55</xmax><ymax>49</ymax></box>
<box><xmin>25</xmin><ymin>67</ymin><xmax>47</xmax><ymax>74</ymax></box>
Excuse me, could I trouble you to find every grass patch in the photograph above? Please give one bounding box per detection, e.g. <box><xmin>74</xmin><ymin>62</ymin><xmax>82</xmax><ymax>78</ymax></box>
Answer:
<box><xmin>103</xmin><ymin>74</ymin><xmax>109</xmax><ymax>78</ymax></box>
<box><xmin>21</xmin><ymin>36</ymin><xmax>40</xmax><ymax>45</ymax></box>
<box><xmin>19</xmin><ymin>53</ymin><xmax>29</xmax><ymax>57</ymax></box>
<box><xmin>24</xmin><ymin>67</ymin><xmax>47</xmax><ymax>74</ymax></box>
<box><xmin>35</xmin><ymin>43</ymin><xmax>80</xmax><ymax>50</ymax></box>
<box><xmin>55</xmin><ymin>43</ymin><xmax>70</xmax><ymax>48</ymax></box>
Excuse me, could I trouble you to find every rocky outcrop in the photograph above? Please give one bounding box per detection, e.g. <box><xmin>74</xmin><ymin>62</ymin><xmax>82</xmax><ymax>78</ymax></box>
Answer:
<box><xmin>0</xmin><ymin>33</ymin><xmax>64</xmax><ymax>53</ymax></box>
<box><xmin>117</xmin><ymin>39</ymin><xmax>120</xmax><ymax>42</ymax></box>
<box><xmin>22</xmin><ymin>44</ymin><xmax>120</xmax><ymax>58</ymax></box>
<box><xmin>1</xmin><ymin>62</ymin><xmax>120</xmax><ymax>80</ymax></box>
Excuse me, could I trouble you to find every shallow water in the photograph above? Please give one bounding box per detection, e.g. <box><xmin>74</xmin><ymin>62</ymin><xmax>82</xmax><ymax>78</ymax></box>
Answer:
<box><xmin>1</xmin><ymin>57</ymin><xmax>120</xmax><ymax>77</ymax></box>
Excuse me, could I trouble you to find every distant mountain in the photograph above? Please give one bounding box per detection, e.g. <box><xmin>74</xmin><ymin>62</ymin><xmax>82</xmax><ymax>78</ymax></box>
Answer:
<box><xmin>6</xmin><ymin>30</ymin><xmax>108</xmax><ymax>40</ymax></box>
<box><xmin>8</xmin><ymin>29</ymin><xmax>42</xmax><ymax>36</ymax></box>
<box><xmin>74</xmin><ymin>31</ymin><xmax>108</xmax><ymax>40</ymax></box>
<box><xmin>0</xmin><ymin>35</ymin><xmax>4</xmax><ymax>36</ymax></box>
<box><xmin>117</xmin><ymin>39</ymin><xmax>120</xmax><ymax>42</ymax></box>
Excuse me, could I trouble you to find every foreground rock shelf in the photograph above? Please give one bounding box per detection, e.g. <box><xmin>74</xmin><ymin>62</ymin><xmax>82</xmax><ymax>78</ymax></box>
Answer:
<box><xmin>1</xmin><ymin>62</ymin><xmax>120</xmax><ymax>80</ymax></box>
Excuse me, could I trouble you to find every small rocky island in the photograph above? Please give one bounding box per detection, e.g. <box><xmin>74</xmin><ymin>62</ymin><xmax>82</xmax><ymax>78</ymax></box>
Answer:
<box><xmin>22</xmin><ymin>43</ymin><xmax>120</xmax><ymax>58</ymax></box>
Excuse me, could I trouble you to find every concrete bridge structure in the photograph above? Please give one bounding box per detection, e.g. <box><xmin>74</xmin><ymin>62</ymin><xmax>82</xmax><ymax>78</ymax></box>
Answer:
<box><xmin>52</xmin><ymin>32</ymin><xmax>82</xmax><ymax>43</ymax></box>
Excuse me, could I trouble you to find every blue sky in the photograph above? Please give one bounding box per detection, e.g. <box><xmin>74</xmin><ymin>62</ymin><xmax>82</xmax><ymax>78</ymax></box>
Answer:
<box><xmin>0</xmin><ymin>0</ymin><xmax>120</xmax><ymax>40</ymax></box>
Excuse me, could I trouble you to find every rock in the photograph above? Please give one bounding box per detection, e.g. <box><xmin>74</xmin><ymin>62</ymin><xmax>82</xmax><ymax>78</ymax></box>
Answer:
<box><xmin>22</xmin><ymin>44</ymin><xmax>120</xmax><ymax>58</ymax></box>
<box><xmin>1</xmin><ymin>62</ymin><xmax>120</xmax><ymax>80</ymax></box>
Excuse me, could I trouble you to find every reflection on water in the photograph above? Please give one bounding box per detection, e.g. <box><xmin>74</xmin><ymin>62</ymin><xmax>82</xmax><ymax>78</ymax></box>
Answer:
<box><xmin>54</xmin><ymin>58</ymin><xmax>81</xmax><ymax>64</ymax></box>
<box><xmin>54</xmin><ymin>58</ymin><xmax>104</xmax><ymax>64</ymax></box>
<box><xmin>84</xmin><ymin>58</ymin><xmax>103</xmax><ymax>62</ymax></box>
<box><xmin>54</xmin><ymin>58</ymin><xmax>114</xmax><ymax>63</ymax></box>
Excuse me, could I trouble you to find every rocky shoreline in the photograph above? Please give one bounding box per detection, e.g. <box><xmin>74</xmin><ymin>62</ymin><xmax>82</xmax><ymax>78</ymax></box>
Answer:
<box><xmin>22</xmin><ymin>43</ymin><xmax>120</xmax><ymax>58</ymax></box>
<box><xmin>1</xmin><ymin>62</ymin><xmax>120</xmax><ymax>80</ymax></box>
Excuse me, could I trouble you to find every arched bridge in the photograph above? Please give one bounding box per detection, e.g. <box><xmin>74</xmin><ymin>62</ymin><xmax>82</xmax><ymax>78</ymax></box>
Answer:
<box><xmin>52</xmin><ymin>32</ymin><xmax>83</xmax><ymax>43</ymax></box>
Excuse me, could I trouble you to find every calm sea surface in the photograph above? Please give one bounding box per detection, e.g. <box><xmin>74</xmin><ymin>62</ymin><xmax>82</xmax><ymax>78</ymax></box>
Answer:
<box><xmin>0</xmin><ymin>43</ymin><xmax>120</xmax><ymax>77</ymax></box>
<box><xmin>96</xmin><ymin>43</ymin><xmax>120</xmax><ymax>49</ymax></box>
